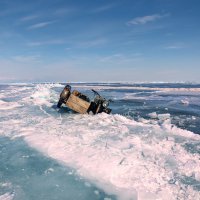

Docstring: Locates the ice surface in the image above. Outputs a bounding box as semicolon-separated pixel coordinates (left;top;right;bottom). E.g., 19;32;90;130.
181;99;189;105
148;112;158;119
0;136;116;200
1;83;200;200
9;113;200;199
0;193;14;200
0;100;22;110
29;84;58;106
72;84;200;92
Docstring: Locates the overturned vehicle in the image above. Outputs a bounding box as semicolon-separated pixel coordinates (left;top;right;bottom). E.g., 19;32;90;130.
57;85;112;114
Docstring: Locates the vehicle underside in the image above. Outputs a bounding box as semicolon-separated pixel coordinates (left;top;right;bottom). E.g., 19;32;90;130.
57;85;112;114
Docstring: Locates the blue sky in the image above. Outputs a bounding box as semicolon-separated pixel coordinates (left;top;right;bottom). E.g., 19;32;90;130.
0;0;200;82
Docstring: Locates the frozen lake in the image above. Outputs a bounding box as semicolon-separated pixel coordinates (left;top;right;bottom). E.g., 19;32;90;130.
0;82;200;200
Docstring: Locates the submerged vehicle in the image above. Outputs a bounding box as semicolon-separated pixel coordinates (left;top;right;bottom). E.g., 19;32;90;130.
57;85;112;114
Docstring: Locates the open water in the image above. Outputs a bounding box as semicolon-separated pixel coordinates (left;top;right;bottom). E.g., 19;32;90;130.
0;82;200;200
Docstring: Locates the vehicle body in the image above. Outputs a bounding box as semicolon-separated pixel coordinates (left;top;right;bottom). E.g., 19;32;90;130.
57;85;112;114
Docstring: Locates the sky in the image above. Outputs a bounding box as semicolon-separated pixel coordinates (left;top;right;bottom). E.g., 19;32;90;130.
0;0;200;83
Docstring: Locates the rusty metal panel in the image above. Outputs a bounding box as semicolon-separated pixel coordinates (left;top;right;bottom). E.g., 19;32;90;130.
66;94;90;114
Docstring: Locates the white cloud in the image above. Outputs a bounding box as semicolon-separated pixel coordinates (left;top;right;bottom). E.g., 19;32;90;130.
127;14;169;25
28;21;55;29
54;8;76;16
164;45;183;49
27;42;43;46
0;31;16;39
99;53;142;63
91;4;116;13
100;54;123;62
12;55;40;62
77;38;107;48
20;15;39;22
27;39;66;46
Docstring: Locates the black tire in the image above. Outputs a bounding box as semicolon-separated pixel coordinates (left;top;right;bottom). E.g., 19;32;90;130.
57;100;63;108
60;89;70;100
